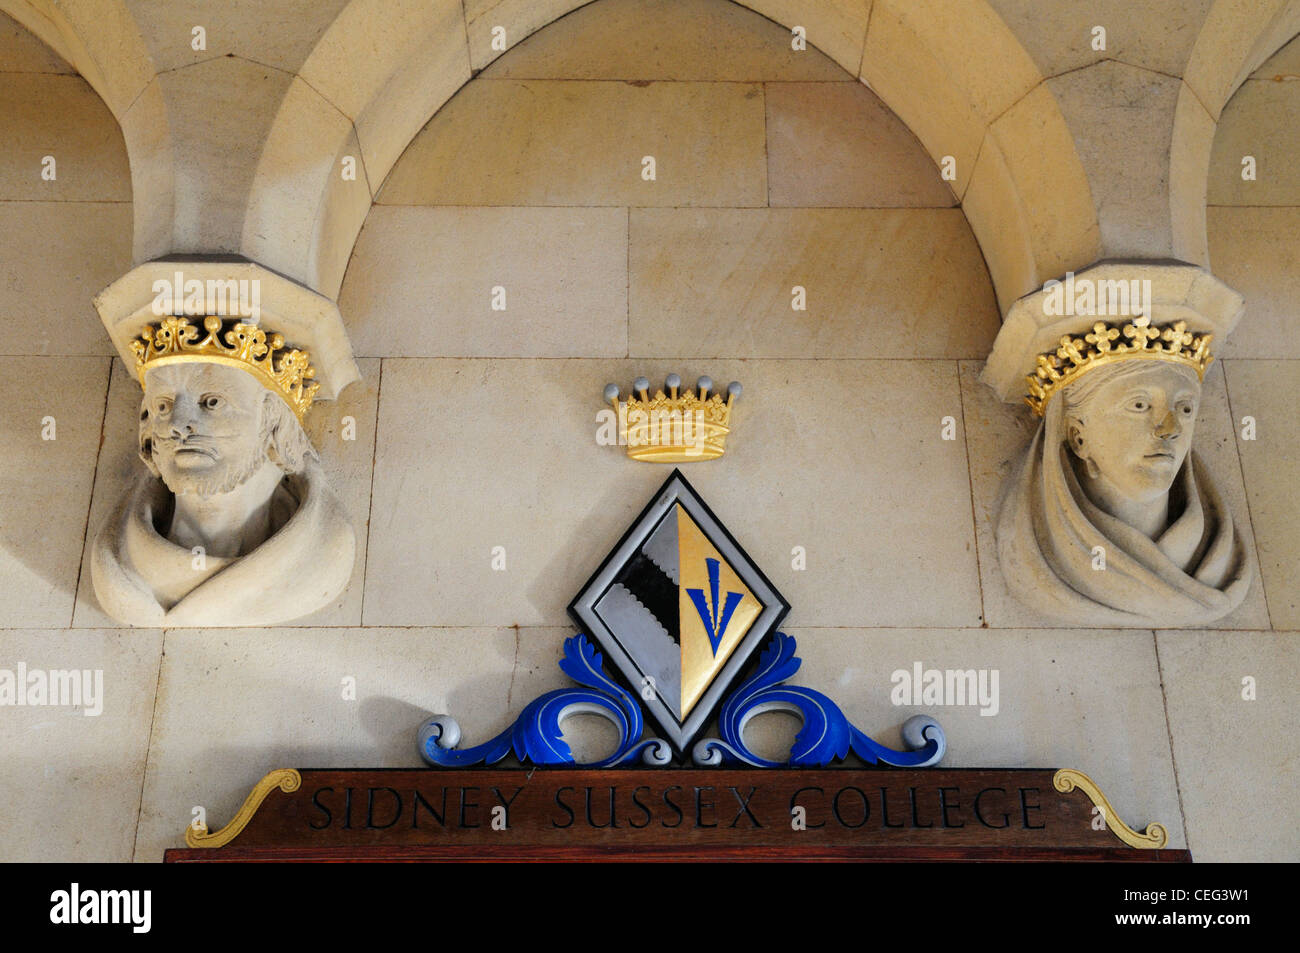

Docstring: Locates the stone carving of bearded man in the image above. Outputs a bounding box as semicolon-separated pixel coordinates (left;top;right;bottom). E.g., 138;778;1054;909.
91;323;355;626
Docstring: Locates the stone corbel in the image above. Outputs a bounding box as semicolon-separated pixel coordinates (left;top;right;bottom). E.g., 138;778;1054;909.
980;260;1254;627
88;258;361;628
94;257;361;400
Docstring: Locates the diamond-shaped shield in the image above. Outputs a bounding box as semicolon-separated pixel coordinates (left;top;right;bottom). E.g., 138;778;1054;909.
569;469;789;755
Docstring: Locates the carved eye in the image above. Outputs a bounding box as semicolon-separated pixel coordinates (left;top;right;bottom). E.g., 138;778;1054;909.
201;394;224;411
154;398;173;416
1127;397;1150;413
1179;401;1195;416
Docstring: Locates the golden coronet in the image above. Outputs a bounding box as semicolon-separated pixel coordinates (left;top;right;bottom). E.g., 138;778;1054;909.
184;768;301;849
607;375;739;463
130;316;319;420
1053;768;1169;849
1025;315;1212;417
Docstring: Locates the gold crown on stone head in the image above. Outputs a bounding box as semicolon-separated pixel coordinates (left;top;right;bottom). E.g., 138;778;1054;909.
1025;315;1213;417
605;374;740;462
129;316;319;420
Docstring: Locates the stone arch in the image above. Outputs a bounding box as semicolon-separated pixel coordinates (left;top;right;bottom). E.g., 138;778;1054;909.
0;0;171;262
245;0;1098;314
0;3;137;352
1170;0;1300;265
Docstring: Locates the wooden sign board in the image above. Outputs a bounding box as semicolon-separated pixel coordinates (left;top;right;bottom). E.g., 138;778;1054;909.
165;767;1189;862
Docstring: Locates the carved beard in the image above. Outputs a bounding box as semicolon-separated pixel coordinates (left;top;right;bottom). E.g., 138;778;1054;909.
151;409;279;497
153;437;274;496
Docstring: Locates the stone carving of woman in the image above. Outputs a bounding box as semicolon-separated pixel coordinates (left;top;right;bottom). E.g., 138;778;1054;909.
983;263;1254;627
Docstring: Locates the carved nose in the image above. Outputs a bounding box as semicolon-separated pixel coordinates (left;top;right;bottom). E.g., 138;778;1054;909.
169;404;198;437
1154;410;1179;439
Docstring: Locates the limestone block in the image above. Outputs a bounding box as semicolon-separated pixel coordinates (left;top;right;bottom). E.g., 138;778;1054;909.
960;360;1270;629
127;0;351;75
1224;359;1300;628
739;0;872;76
988;0;1215;79
241;78;366;296
765;82;956;208
480;0;849;81
297;0;470;194
363;358;982;629
19;0;155;116
860;6;985;199
1208;75;1300;206
1169;85;1216;267
69;362;141;629
119;78;174;265
376;79;767;207
339;206;628;357
298;0;447;113
350;21;470;204
0;9;73;72
783;626;1185;849
1157;629;1299;860
1183;0;1300;121
1208;207;1300;358
0;629;162;861
0;73;130;201
285;357;377;626
132;625;548;860
0;202;130;354
960;133;1039;314
628;208;996;358
465;0;587;71
72;361;158;629
311;127;377;301
1250;30;1300;77
0;357;109;627
862;0;1043;207
870;0;1041;122
985;83;1102;286
1046;63;1181;258
157;57;294;255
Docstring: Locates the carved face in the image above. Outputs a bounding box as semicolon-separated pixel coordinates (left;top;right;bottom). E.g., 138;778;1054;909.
141;363;273;496
1063;362;1201;504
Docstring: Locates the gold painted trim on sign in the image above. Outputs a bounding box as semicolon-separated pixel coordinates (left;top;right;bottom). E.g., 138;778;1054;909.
184;768;301;848
1053;768;1168;849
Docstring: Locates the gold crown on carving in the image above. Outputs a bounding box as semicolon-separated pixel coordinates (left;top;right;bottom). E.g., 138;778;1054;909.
1025;315;1213;417
129;316;319;420
605;375;740;462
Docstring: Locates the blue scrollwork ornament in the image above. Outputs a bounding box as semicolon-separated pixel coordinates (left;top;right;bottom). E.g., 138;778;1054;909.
691;632;946;768
418;634;672;768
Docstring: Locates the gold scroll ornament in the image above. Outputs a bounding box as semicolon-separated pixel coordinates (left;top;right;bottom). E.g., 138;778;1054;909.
1053;768;1168;849
185;768;302;848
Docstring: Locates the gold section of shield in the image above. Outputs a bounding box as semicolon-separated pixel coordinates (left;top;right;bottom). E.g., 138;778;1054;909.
677;506;761;718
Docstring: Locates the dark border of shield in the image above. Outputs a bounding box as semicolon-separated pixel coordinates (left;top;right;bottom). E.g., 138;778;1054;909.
568;468;791;758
